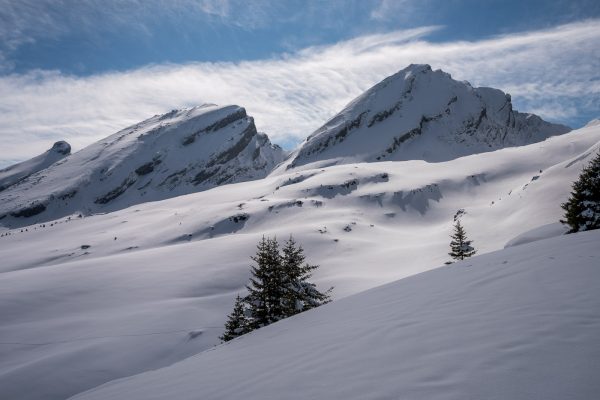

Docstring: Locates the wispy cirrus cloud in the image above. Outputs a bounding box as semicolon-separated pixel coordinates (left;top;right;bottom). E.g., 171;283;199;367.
0;0;244;71
0;0;399;72
0;20;599;166
370;0;427;23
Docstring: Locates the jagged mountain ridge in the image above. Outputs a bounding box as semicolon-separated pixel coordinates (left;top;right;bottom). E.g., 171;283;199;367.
0;105;283;227
0;65;573;227
284;64;570;169
0;141;71;192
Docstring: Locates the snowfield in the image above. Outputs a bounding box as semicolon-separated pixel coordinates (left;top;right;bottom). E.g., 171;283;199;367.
72;229;600;400
0;123;598;400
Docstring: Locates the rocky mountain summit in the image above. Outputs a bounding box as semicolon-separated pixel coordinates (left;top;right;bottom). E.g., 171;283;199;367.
0;105;283;227
284;64;570;169
0;141;71;192
0;65;574;227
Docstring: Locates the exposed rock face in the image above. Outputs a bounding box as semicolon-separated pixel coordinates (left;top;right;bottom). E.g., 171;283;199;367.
0;105;284;227
51;141;72;155
0;140;71;192
285;64;570;169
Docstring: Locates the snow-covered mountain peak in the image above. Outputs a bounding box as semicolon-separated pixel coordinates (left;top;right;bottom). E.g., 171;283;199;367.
0;105;284;227
284;64;570;170
0;140;71;192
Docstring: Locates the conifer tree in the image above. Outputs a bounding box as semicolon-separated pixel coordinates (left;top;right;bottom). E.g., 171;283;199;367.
245;236;286;328
561;151;600;233
219;294;249;342
449;220;476;261
281;236;332;316
221;235;334;341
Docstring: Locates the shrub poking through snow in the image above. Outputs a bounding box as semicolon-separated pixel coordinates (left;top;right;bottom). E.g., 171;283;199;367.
449;220;476;261
561;151;600;233
221;235;332;342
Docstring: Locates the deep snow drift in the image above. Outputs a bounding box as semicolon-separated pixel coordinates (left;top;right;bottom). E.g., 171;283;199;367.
285;64;570;169
0;141;70;192
0;105;283;228
0;124;598;400
72;229;600;400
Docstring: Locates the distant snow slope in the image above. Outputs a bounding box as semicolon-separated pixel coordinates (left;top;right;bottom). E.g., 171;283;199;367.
284;64;570;170
0;141;70;191
585;118;600;128
504;222;568;248
0;124;598;400
73;229;600;400
0;105;283;228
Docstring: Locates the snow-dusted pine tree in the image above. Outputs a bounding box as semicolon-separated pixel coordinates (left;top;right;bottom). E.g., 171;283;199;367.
281;236;332;316
561;151;600;233
245;236;286;329
219;294;249;342
449;220;476;261
221;235;333;340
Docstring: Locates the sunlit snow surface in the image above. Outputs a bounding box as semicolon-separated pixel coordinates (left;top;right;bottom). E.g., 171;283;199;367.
0;124;599;400
73;229;600;400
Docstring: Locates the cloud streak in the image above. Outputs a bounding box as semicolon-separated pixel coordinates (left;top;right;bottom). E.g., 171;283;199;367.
0;20;599;166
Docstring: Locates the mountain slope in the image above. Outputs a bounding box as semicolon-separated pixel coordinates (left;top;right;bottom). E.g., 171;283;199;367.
0;124;598;400
0;141;70;192
72;229;600;400
0;105;284;228
284;64;570;169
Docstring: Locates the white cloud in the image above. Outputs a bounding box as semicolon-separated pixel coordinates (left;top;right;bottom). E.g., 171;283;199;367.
370;0;423;22
0;20;599;166
196;0;231;18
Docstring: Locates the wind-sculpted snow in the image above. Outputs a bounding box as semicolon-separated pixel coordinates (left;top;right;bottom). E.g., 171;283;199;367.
0;105;283;228
283;64;570;169
0;125;599;400
72;230;600;400
302;172;389;199
391;184;442;215
168;213;251;243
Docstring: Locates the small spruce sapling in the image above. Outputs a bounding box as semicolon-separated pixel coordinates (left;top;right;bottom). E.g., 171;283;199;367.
219;294;249;342
449;220;476;261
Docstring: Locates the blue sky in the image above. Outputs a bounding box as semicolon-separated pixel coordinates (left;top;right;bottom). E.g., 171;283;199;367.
0;0;599;165
3;0;598;75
